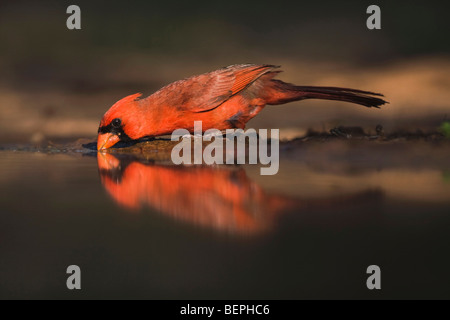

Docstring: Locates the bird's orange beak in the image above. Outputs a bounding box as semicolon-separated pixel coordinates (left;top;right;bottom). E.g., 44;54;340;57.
97;133;120;151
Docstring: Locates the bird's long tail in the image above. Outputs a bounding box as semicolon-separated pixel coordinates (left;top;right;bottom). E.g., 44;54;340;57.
265;79;387;108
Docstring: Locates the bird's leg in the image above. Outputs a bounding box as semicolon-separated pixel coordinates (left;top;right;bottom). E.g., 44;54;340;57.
204;130;228;140
182;130;228;140
183;129;262;140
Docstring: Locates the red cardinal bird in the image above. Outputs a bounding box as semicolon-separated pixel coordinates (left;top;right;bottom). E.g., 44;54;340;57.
97;64;387;150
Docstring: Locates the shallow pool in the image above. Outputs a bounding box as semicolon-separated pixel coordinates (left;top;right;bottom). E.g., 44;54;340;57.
1;140;450;299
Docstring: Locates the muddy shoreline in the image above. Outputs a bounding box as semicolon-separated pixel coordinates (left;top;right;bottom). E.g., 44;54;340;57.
2;127;449;169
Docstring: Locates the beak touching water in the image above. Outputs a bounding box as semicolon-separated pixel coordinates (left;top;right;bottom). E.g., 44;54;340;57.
97;133;120;151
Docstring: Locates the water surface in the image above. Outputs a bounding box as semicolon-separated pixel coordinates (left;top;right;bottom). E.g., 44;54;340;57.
1;142;450;299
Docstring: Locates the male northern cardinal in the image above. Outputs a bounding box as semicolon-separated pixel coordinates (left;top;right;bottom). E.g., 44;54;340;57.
97;64;387;150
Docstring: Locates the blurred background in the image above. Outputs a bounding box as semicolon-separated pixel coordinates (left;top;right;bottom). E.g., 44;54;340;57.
0;0;449;143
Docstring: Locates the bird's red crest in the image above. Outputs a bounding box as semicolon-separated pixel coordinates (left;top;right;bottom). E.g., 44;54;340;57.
117;92;143;104
100;93;143;127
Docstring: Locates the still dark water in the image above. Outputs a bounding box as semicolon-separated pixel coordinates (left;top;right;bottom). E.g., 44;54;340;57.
1;145;450;299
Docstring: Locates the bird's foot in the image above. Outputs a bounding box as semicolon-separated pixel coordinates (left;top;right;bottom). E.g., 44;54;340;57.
181;131;228;140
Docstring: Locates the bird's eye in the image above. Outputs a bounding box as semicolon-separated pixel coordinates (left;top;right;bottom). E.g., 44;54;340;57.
111;118;121;128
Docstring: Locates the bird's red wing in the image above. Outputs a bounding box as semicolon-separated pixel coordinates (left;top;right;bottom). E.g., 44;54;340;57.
186;64;280;113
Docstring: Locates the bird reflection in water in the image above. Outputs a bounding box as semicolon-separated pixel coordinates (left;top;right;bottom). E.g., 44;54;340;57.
97;153;382;234
97;153;295;234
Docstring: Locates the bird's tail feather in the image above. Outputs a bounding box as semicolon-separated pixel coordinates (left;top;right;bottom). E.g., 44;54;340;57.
266;79;387;108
